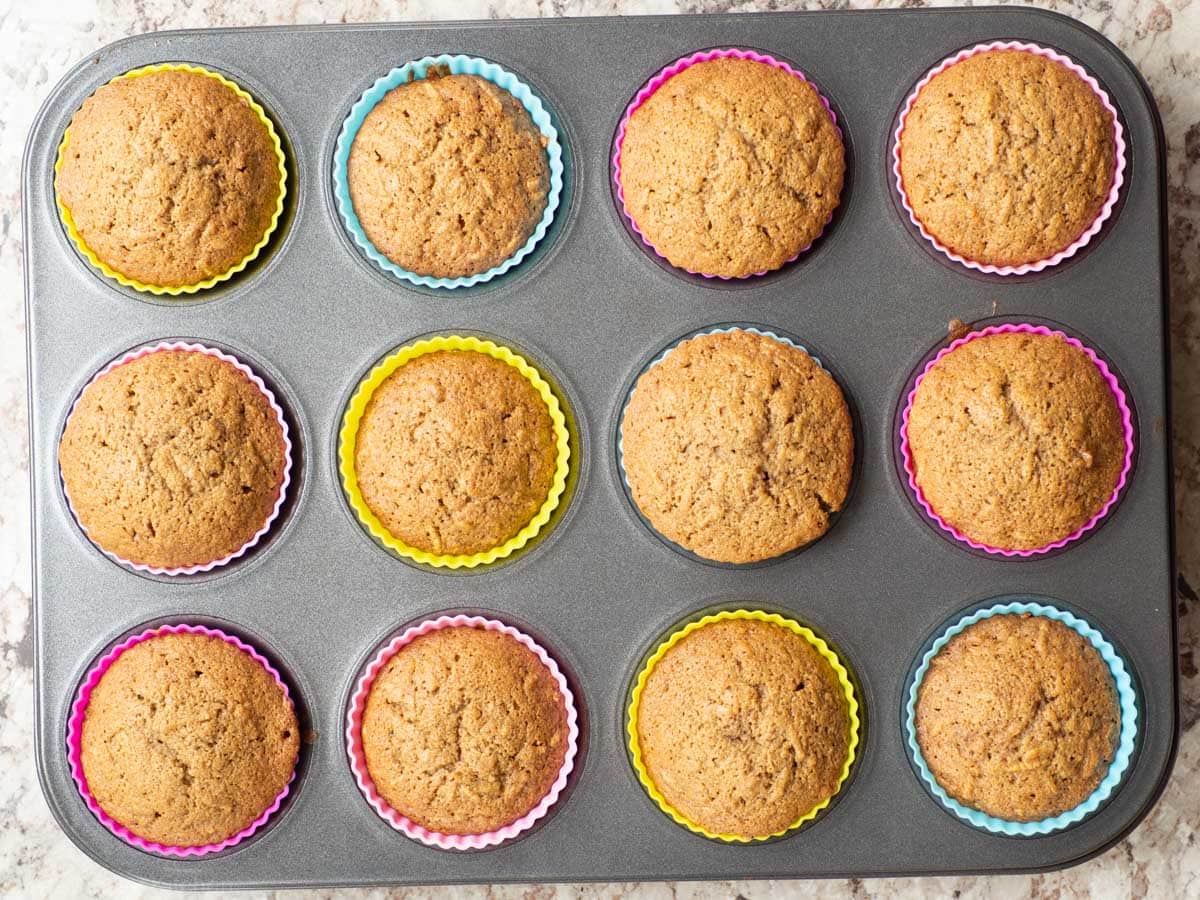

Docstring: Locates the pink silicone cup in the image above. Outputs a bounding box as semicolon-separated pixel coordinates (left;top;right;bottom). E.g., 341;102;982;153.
60;341;293;576
346;614;580;850
66;623;298;857
899;323;1135;557
612;48;842;280
892;41;1126;276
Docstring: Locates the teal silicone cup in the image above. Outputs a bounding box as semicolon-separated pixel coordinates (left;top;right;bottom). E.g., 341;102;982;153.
904;599;1138;836
333;55;564;289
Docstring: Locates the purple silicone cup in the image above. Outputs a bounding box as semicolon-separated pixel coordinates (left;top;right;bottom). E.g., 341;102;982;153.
612;47;842;280
60;341;293;576
66;623;298;857
892;41;1126;275
899;323;1135;557
346;614;580;850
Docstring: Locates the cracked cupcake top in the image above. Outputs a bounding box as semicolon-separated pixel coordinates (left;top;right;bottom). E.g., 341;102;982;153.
353;350;558;558
347;71;550;279
56;69;282;288
58;349;287;570
915;613;1120;822
905;331;1124;551
620;330;853;564
360;625;568;835
636;617;852;839
898;49;1115;267
618;57;844;278
79;632;298;848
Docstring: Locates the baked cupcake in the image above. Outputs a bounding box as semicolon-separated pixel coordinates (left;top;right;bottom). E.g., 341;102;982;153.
348;344;565;563
914;613;1120;822
346;69;550;280
358;623;572;838
59;345;290;573
616;52;844;278
620;329;853;564
56;67;285;290
903;327;1128;553
73;628;298;850
896;46;1117;269
631;613;857;840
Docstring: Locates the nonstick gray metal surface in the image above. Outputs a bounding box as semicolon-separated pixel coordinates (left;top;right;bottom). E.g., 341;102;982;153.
24;8;1175;889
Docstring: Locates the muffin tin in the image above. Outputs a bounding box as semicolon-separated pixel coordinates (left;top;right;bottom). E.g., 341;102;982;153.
24;8;1175;889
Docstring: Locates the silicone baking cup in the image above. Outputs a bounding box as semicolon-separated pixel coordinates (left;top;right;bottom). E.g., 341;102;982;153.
66;622;298;857
892;41;1126;275
904;600;1138;836
338;335;570;569
54;63;288;295
627;609;860;842
898;323;1134;557
345;614;580;850
60;341;293;576
612;48;842;279
618;325;842;563
333;55;564;289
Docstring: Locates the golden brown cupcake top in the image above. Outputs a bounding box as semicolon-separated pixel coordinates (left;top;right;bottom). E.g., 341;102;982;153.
353;350;558;557
916;614;1119;822
905;331;1124;551
360;626;568;835
56;69;282;288
618;57;844;278
347;72;550;279
636;617;852;839
621;330;853;564
898;49;1115;267
80;632;299;847
59;349;287;570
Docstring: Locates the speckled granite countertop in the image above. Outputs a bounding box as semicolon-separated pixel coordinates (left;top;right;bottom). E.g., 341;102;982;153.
2;1;1197;897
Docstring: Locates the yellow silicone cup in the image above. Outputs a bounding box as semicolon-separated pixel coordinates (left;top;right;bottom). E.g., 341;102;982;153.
338;335;572;569
53;63;288;296
627;609;861;843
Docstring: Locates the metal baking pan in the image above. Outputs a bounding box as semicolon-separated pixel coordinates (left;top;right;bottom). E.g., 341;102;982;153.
24;8;1175;889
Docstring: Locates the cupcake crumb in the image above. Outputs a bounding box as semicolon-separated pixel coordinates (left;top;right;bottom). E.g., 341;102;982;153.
906;330;1124;551
636;617;852;839
916;613;1119;822
899;49;1115;267
79;632;298;848
56;69;282;287
347;73;549;279
360;626;568;835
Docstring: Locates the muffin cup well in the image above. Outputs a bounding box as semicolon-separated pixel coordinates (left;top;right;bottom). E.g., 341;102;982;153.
892;41;1126;276
332;55;564;290
338;334;571;569
898;322;1134;557
617;325;851;566
54;63;288;296
345;614;580;850
904;599;1138;836
612;48;842;280
60;341;293;576
66;622;298;857
627;609;860;843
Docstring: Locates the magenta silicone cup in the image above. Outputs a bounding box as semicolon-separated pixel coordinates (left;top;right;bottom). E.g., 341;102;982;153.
60;341;293;576
612;48;842;280
346;614;580;850
899;323;1135;557
66;622;298;857
892;41;1126;275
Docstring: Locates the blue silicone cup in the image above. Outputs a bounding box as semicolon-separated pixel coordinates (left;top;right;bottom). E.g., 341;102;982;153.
333;55;564;290
905;600;1139;836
